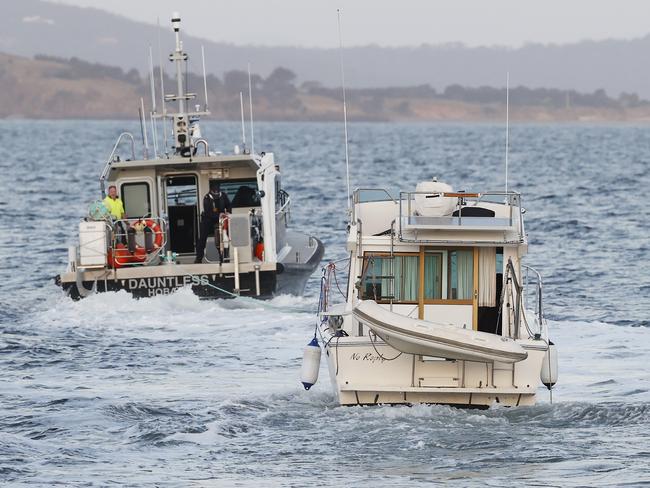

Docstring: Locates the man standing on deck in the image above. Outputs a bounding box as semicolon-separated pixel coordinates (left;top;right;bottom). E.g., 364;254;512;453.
103;185;127;244
103;185;125;220
195;181;232;264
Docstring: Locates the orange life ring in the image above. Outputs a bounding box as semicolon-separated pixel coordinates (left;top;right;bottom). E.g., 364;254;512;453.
134;219;164;250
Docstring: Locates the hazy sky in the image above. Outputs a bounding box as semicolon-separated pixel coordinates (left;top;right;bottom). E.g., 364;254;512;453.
50;0;650;48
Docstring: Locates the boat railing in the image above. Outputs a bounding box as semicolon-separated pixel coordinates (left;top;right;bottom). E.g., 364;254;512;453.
523;264;546;337
194;138;209;156
276;189;291;225
99;132;136;197
110;217;168;267
351;188;397;222
398;190;524;243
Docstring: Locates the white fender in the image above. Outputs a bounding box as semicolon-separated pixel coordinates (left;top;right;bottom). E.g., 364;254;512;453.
300;337;321;390
541;341;558;389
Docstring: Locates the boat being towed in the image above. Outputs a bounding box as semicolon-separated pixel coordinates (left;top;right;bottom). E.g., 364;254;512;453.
305;179;558;408
55;14;323;300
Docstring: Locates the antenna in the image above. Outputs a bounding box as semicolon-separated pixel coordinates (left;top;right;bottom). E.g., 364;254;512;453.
337;8;352;215
201;45;209;111
150;112;158;159
247;62;255;154
505;71;510;196
148;46;159;157
139;97;149;159
240;91;247;151
157;17;168;155
171;12;185;114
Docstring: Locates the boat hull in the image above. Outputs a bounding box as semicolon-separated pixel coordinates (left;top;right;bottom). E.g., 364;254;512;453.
324;336;548;408
56;236;324;300
56;268;277;300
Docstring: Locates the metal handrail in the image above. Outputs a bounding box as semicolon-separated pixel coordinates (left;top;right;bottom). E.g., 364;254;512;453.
276;190;291;225
194;138;209;155
353;188;397;204
352;188;398;224
505;258;523;339
99;132;136;197
398;190;524;243
110;217;168;267
523;264;544;333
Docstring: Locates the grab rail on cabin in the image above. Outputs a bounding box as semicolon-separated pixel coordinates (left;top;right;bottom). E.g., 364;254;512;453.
110;217;168;267
505;259;545;340
523;264;545;337
99;132;136;198
194;138;209;156
505;258;523;339
398;190;525;243
276;189;291;225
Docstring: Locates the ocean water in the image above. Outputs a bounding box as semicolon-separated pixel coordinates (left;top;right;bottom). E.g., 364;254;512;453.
0;120;649;486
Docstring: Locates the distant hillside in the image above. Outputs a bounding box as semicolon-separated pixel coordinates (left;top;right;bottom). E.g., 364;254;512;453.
3;53;650;122
7;0;650;98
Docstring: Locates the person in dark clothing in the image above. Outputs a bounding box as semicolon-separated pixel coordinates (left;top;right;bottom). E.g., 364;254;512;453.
195;181;232;264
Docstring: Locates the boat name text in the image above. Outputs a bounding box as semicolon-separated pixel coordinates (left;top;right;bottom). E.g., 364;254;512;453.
127;275;210;296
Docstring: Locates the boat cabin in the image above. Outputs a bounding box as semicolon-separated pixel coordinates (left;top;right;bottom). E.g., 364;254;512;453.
346;181;540;340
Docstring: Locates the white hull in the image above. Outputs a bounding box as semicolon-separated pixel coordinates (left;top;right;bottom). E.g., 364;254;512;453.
354;300;528;364
324;336;547;407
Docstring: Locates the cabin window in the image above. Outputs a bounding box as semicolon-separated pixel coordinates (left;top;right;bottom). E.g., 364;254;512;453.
213;178;261;208
424;252;444;299
449;250;474;300
121;182;151;218
362;254;419;303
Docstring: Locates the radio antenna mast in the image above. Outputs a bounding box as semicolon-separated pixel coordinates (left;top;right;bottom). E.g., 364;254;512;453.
139;97;149;159
247;62;255;154
201;45;209;111
337;8;352;215
505;71;510;196
148;46;159;157
240;91;247;152
157;17;168;155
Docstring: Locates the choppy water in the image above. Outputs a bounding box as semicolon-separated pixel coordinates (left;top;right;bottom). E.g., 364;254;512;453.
1;120;649;486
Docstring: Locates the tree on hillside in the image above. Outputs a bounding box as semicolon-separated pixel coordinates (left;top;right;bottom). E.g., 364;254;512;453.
223;70;262;96
262;67;298;103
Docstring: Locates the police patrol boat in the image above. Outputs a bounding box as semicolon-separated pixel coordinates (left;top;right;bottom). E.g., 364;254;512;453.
55;13;324;300
302;180;558;408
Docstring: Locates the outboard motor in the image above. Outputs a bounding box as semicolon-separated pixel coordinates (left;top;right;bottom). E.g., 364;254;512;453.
300;336;321;390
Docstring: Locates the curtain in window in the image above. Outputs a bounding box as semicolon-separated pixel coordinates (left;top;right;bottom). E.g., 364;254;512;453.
456;250;474;300
363;255;419;302
424;254;442;299
381;257;393;300
479;247;497;307
394;256;419;301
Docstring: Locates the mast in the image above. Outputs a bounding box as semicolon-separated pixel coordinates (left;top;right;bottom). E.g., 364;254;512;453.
172;13;185;115
154;12;209;157
337;9;352;219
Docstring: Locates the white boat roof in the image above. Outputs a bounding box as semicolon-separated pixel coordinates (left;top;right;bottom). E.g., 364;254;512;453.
109;154;261;171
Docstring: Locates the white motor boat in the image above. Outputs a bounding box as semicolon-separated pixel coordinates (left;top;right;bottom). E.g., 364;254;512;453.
55;14;323;300
302;179;558;408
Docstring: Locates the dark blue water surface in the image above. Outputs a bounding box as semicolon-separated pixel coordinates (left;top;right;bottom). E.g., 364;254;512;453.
1;120;649;486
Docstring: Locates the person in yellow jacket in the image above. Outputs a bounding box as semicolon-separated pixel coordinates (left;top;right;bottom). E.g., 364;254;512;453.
103;185;125;220
103;185;127;244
